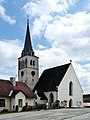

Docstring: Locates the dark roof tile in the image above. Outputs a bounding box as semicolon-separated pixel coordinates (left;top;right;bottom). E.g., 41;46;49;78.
34;63;70;92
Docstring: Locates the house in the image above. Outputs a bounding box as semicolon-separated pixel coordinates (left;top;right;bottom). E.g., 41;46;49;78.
0;78;36;111
34;63;83;108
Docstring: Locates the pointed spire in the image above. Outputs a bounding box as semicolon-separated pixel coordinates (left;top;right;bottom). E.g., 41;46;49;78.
22;15;34;56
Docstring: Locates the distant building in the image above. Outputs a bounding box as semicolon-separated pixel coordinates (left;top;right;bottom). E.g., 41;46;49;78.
83;94;90;107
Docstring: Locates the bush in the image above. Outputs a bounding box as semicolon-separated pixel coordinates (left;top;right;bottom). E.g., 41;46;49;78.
35;104;46;110
22;105;32;111
1;109;8;113
54;100;60;108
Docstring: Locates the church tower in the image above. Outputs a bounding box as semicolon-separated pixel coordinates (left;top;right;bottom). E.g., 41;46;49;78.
18;16;39;90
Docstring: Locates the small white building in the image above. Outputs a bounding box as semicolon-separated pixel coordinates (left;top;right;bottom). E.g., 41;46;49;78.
34;63;83;108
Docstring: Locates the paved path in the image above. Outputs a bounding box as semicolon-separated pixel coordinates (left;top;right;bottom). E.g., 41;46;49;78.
0;108;90;120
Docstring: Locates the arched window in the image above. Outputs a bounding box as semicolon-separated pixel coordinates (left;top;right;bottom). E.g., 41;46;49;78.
69;81;73;96
22;60;24;68
21;71;24;77
25;58;27;67
33;60;35;66
30;60;32;65
49;93;54;103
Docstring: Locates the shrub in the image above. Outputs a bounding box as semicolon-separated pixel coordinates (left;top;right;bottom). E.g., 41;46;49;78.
1;109;8;113
22;105;32;111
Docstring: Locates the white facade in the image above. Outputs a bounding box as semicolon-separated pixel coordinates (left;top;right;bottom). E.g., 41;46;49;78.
17;18;83;108
10;91;36;111
44;91;58;103
58;64;83;107
18;55;39;90
38;64;83;107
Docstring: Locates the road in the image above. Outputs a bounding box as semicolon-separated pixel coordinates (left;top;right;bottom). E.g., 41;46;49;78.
0;108;90;120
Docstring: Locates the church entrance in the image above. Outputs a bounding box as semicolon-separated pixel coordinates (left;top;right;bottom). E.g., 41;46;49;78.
69;99;72;108
49;93;54;103
49;93;54;107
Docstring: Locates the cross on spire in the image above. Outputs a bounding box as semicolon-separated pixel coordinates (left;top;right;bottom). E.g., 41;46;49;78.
27;15;29;26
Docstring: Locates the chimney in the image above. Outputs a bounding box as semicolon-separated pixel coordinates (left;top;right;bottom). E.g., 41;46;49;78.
10;77;16;86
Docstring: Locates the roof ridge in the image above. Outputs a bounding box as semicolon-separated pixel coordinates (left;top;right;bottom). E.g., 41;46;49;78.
44;63;71;71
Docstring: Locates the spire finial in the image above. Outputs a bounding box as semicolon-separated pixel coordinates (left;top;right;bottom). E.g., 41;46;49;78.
70;60;72;63
27;15;29;26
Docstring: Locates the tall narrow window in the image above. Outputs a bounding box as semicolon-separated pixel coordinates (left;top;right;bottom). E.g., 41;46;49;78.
69;81;73;96
25;58;27;67
30;60;32;65
18;99;23;107
49;93;54;103
69;99;72;108
33;60;35;66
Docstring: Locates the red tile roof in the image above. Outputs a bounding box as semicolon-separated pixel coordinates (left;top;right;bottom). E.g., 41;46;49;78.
0;79;36;98
15;81;36;98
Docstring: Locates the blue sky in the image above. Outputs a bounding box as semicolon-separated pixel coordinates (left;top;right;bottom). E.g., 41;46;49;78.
0;0;90;94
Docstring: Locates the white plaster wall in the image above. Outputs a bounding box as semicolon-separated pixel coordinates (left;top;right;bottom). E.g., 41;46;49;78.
18;56;39;69
58;64;83;107
11;98;15;111
15;91;26;111
18;55;39;90
44;91;58;103
26;98;35;106
35;94;46;105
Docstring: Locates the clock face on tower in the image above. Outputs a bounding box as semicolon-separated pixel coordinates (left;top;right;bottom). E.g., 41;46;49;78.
31;71;35;76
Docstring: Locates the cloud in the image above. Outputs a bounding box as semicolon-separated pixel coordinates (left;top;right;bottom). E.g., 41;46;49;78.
23;0;76;36
22;0;90;93
35;47;70;76
44;11;90;93
36;47;90;94
0;1;16;24
23;0;75;16
32;15;53;36
0;39;22;79
37;44;47;49
45;11;90;58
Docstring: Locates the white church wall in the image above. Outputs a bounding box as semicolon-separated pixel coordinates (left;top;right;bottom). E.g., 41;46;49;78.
34;94;46;105
18;55;39;90
15;91;26;111
44;91;58;103
11;98;15;111
58;64;83;107
26;98;36;106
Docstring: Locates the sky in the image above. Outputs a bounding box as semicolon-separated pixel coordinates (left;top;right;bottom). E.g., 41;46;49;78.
0;0;90;94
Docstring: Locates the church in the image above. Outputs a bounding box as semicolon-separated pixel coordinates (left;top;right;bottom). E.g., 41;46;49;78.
0;17;83;111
